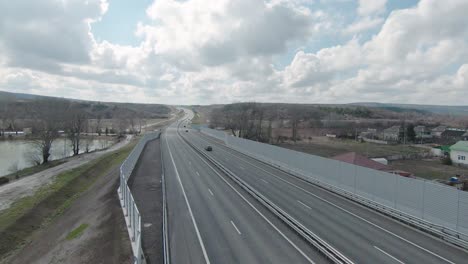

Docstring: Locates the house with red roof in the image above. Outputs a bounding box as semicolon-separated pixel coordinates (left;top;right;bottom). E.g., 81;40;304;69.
332;152;412;177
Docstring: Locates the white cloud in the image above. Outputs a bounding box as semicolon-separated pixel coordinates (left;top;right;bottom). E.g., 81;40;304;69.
1;0;468;105
0;0;108;71
344;16;383;34
357;0;387;16
140;0;315;69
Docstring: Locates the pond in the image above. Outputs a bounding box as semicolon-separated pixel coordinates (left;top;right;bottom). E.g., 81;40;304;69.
0;137;115;177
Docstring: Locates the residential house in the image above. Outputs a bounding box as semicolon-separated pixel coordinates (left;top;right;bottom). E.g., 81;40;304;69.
450;141;468;166
360;128;378;139
414;125;432;143
414;125;432;138
332;152;412;177
440;129;466;142
383;126;403;142
462;131;468;141
431;125;447;138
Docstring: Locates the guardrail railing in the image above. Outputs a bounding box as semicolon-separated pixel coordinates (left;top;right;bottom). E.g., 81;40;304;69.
117;132;163;264
180;129;353;263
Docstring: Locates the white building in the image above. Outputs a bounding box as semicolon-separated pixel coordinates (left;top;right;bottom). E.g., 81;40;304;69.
450;141;468;166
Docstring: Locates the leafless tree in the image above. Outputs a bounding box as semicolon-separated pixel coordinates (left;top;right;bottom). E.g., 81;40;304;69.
66;107;87;156
138;118;147;134
1;103;18;136
30;100;67;164
289;105;305;142
96;114;102;136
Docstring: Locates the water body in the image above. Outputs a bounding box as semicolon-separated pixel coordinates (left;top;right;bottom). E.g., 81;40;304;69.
0;138;115;177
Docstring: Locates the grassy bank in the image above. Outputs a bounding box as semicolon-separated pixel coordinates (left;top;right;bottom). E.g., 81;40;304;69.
3;160;66;182
390;159;468;180
191;112;202;124
0;141;136;259
278;137;427;158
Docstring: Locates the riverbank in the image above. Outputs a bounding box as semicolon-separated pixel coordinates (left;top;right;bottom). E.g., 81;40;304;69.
0;135;133;213
0;141;136;263
0;136;116;177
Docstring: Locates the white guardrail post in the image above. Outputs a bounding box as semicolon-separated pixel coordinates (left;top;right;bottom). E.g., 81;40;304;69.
117;132;168;264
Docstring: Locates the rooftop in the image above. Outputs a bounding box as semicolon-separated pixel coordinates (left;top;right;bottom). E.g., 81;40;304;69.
332;152;391;171
451;141;468;152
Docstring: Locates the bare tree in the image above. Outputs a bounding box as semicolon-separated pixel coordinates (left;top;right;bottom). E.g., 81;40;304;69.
66;107;87;156
1;103;18;136
289;105;305;142
96;114;102;136
30;100;67;164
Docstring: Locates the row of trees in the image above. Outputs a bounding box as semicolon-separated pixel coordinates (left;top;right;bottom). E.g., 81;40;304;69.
209;103;326;143
209;103;429;144
20;100;143;164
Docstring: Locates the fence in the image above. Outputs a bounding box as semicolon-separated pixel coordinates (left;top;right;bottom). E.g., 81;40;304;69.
118;132;161;264
201;128;468;242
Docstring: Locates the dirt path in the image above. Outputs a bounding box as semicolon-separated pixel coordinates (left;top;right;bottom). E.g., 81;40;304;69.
0;135;132;212
4;160;132;263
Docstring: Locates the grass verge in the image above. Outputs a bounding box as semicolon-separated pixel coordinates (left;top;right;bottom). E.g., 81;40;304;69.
0;141;136;259
66;223;89;240
3;160;67;182
191;111;202;124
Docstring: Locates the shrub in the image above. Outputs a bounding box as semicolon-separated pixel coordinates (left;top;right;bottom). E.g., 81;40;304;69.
441;156;452;165
0;177;10;186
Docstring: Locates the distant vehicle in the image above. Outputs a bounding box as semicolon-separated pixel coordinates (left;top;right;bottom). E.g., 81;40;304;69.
205;146;213;151
184;125;186;127
186;130;189;132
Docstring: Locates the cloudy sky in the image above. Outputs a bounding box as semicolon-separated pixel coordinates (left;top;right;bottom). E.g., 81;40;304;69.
0;0;467;105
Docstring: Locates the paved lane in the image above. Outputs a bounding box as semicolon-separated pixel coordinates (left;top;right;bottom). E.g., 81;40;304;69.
185;129;468;263
163;114;328;263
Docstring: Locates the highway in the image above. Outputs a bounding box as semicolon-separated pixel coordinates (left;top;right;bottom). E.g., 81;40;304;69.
163;109;468;263
162;113;328;263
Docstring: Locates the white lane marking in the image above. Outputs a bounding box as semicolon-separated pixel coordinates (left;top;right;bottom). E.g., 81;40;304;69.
165;137;211;264
208;189;214;196
374;246;405;264
195;134;456;264
196;171;200;176
261;179;269;184
230;220;242;235
297;200;311;210
183;143;315;264
239;165;245;170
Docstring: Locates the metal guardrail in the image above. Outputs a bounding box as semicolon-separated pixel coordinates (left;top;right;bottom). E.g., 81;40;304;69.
161;137;170;264
200;129;468;250
117;132;169;264
179;130;353;264
225;145;468;250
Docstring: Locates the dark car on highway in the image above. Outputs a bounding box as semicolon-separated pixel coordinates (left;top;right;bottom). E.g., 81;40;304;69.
205;146;213;151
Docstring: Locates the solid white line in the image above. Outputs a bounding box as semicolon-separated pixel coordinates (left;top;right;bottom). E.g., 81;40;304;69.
374;246;405;264
182;141;315;264
231;220;242;235
239;166;245;170
165;137;211;264
261;179;269;184
208;189;214;196
297;200;311;210
195;134;456;264
196;171;200;176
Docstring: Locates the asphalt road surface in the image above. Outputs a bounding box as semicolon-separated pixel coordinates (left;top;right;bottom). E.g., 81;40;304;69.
161;109;468;263
162;114;329;264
